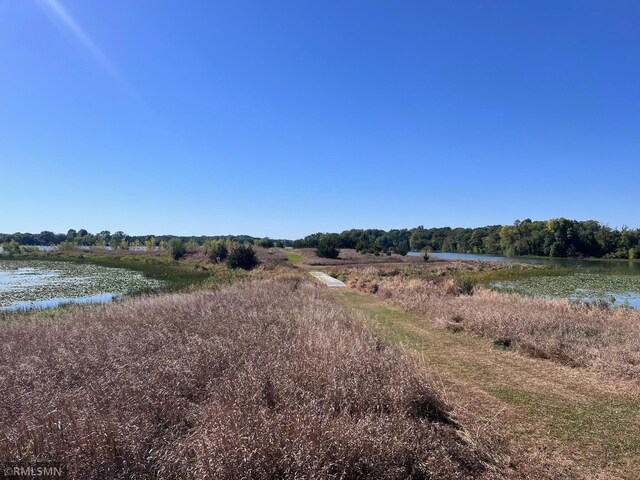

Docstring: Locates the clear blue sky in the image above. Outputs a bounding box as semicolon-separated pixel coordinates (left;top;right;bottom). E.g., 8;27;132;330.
1;0;638;238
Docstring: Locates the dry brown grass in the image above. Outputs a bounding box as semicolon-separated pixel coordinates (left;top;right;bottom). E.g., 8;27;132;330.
0;276;495;479
337;265;640;381
293;248;425;266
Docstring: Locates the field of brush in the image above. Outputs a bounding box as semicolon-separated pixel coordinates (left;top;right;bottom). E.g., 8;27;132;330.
0;275;498;479
328;262;640;380
3;248;640;478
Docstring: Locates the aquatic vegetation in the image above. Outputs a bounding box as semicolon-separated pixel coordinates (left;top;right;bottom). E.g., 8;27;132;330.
494;273;640;308
0;259;162;310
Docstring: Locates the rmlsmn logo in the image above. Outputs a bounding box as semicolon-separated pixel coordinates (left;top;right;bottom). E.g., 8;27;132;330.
1;463;66;479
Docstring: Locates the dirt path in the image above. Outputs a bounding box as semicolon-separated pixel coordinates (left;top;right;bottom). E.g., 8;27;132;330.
333;289;640;479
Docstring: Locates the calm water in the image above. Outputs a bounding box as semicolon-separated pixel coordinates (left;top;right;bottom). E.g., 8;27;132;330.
0;259;162;312
408;251;640;307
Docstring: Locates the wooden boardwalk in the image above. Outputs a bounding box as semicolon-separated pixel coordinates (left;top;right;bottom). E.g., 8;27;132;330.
309;271;346;288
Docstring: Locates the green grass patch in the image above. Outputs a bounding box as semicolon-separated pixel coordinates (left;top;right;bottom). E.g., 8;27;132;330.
487;386;545;407
557;398;640;450
335;289;640;458
286;252;303;264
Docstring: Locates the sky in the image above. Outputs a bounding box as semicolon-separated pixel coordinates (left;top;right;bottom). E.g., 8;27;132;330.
1;0;638;238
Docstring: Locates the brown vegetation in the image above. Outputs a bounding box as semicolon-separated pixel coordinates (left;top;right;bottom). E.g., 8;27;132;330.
294;248;425;266
0;277;494;479
335;265;640;380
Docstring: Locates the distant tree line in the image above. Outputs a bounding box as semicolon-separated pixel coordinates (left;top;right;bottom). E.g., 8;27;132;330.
0;229;291;250
293;219;640;259
3;219;639;260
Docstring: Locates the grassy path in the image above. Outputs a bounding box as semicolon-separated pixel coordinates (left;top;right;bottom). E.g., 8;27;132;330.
333;289;640;479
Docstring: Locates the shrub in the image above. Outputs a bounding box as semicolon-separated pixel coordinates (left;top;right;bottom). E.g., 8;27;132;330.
186;238;199;252
145;236;157;251
58;241;77;252
227;243;258;270
0;240;21;256
315;237;340;259
394;241;409;256
169;238;186;260
458;278;475;295
257;237;274;249
206;240;228;263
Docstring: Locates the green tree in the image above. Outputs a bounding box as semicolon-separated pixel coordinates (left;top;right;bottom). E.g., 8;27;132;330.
206;240;229;263
186;238;199;252
58;240;77;252
394;240;409;256
409;228;430;251
356;236;380;254
257;237;274;248
315;236;339;259
145;236;157;251
169;238;186;260
1;240;21;255
227;243;258;270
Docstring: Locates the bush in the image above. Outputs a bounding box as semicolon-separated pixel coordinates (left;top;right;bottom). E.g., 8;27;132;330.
227;243;258;270
145;237;157;251
58;241;77;252
453;276;475;295
170;238;186;260
315;237;340;259
186;238;199;252
206;240;228;263
257;237;274;249
422;250;430;262
1;240;21;256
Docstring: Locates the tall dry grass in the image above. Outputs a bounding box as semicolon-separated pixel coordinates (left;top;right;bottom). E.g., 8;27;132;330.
0;277;493;479
341;267;640;380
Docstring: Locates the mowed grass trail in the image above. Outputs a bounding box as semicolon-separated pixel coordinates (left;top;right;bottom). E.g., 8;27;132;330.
334;289;640;479
285;251;303;264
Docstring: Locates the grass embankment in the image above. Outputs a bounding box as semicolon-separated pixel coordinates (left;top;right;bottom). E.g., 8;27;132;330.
335;289;640;479
327;260;576;292
0;277;495;479
328;263;640;379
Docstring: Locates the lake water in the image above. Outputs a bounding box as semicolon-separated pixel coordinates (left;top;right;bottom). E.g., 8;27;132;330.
409;251;640;308
410;251;640;273
0;259;162;312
